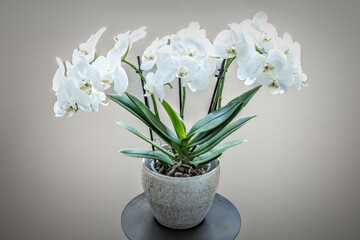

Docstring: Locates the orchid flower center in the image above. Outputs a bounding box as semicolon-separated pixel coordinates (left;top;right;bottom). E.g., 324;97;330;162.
64;100;77;113
144;50;155;61
187;47;198;57
268;79;279;89
301;79;309;87
79;43;90;55
263;63;275;73
144;54;155;61
80;78;92;92
177;66;189;78
79;49;89;55
226;44;237;56
101;79;113;89
262;33;272;43
145;84;155;95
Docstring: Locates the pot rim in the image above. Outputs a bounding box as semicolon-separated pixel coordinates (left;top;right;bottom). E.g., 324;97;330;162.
142;158;220;181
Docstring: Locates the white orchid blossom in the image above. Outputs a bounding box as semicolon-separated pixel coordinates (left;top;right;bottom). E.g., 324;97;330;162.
278;33;301;68
171;22;218;77
92;56;115;90
53;14;308;117
72;27;107;64
156;54;210;92
237;51;265;84
170;22;208;59
113;26;147;58
54;80;92;117
90;90;108;112
277;32;309;90
213;30;240;59
52;57;66;93
141;36;169;70
92;54;129;96
67;57;103;94
151;22;214;92
294;68;308;90
175;56;210;92
239;12;279;53
242;49;295;94
232;12;308;94
143;71;165;101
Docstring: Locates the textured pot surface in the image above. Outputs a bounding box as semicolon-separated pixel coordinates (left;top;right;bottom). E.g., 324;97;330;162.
141;159;220;229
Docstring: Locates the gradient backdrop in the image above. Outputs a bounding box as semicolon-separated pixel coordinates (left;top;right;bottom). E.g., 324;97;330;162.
1;0;359;239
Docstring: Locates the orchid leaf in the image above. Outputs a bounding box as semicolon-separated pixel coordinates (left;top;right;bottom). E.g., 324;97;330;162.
116;122;175;158
108;93;181;149
125;92;180;145
190;139;247;166
188;86;261;146
187;86;261;139
191;115;255;156
107;94;173;146
120;148;175;167
161;99;186;141
187;101;238;138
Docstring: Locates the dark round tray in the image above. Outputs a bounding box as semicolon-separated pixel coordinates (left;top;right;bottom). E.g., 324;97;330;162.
121;193;241;240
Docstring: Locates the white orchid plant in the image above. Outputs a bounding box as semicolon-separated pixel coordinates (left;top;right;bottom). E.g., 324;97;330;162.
52;12;307;176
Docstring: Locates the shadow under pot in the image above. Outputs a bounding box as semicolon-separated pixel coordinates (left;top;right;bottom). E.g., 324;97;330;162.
141;158;220;229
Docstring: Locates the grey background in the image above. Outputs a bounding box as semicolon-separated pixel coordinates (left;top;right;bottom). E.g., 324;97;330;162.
1;0;359;239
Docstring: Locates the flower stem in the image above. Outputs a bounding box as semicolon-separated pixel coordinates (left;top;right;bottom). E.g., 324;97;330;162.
180;86;186;120
216;57;235;109
151;94;159;117
137;56;155;150
209;60;226;113
122;43;131;60
122;59;146;83
122;59;160;119
178;78;182;115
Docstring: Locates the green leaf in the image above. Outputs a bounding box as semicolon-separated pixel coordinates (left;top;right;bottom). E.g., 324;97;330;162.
120;148;175;166
107;94;147;122
107;93;180;149
191;116;255;156
125;92;180;145
116;122;175;158
187;85;261;139
190;139;247;166
188;86;261;146
227;85;262;107
187;101;238;138
161;99;186;141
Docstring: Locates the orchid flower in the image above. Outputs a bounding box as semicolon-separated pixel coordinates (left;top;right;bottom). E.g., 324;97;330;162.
240;12;279;53
72;27;107;64
90;90;108;112
170;22;209;59
52;13;308;119
113;27;147;58
52;57;66;93
141;36;169;71
143;71;165;101
278;32;309;90
54;80;92;117
244;49;295;94
171;22;219;76
156;54;210;92
151;22;214;92
92;54;129;96
67;57;103;94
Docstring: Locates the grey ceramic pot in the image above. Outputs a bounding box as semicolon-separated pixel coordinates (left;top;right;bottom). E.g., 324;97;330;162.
141;158;220;229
